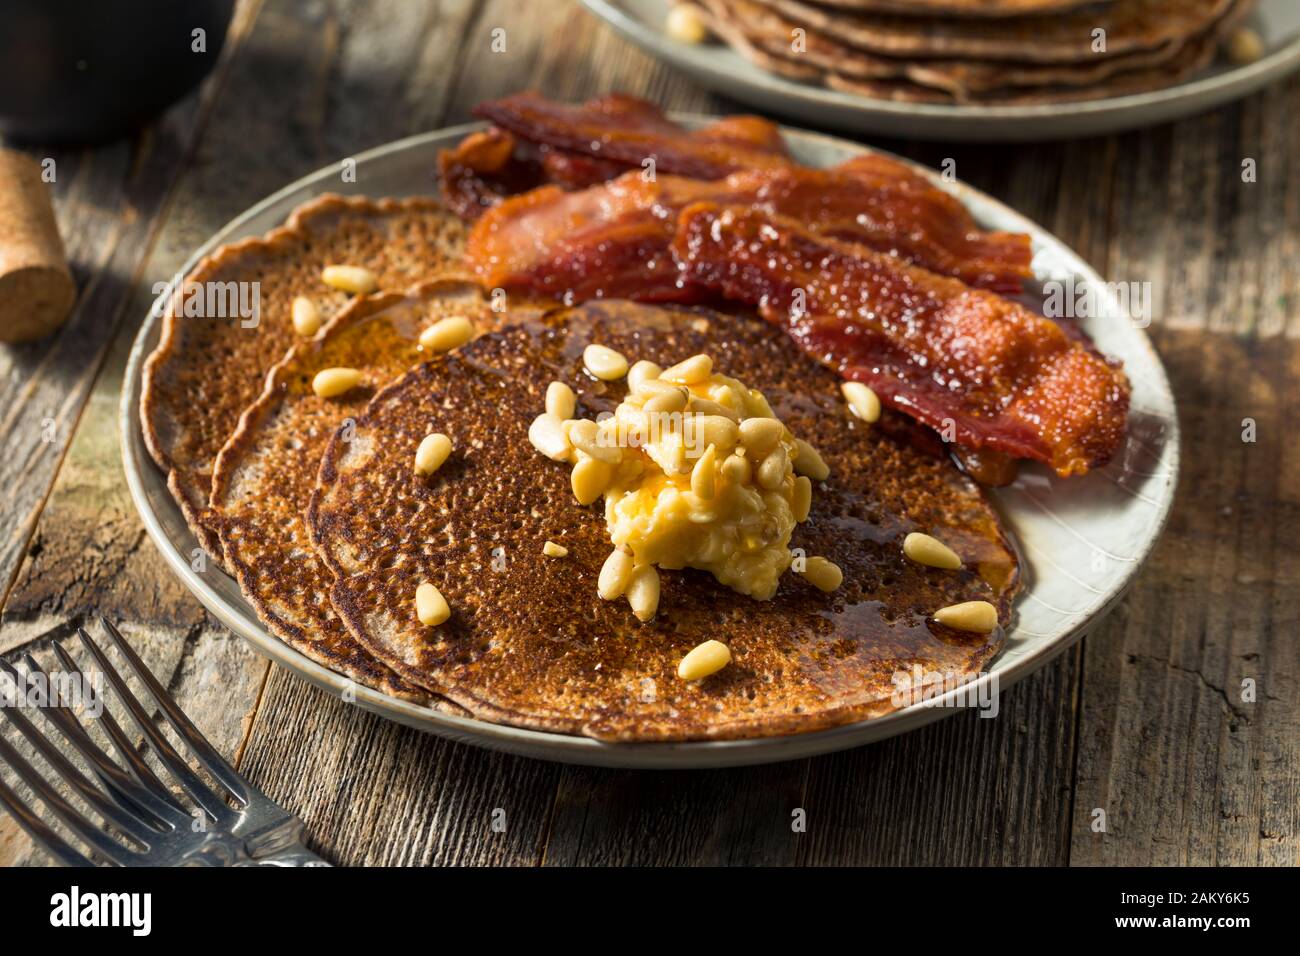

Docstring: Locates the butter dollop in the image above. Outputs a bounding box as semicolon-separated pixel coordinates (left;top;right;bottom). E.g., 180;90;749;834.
530;349;833;621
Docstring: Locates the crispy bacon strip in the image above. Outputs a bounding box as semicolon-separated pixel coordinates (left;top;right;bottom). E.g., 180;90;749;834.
672;203;1129;476
473;91;793;179
464;158;1033;297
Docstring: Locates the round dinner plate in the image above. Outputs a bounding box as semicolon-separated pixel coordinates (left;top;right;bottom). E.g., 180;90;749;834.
582;0;1300;141
120;120;1179;768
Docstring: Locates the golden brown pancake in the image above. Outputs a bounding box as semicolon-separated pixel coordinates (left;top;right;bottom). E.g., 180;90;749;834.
309;301;1020;741
140;194;468;560
703;0;1197;100
210;279;509;703
713;0;1240;104
751;0;1237;64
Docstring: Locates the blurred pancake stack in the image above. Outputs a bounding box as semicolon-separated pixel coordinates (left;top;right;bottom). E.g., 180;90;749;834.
678;0;1262;105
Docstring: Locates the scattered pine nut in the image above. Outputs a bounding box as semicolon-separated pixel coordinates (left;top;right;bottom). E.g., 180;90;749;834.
792;475;812;522
414;433;452;476
419;315;475;352
598;549;635;600
311;367;361;398
626;564;660;621
321;264;378;295
738;417;783;458
415;582;450;626
627;360;662;392
793;439;829;481
691;444;718;500
666;3;710;45
678;640;731;681
903;532;961;570
571;456;613;505
800;556;842;592
542;541;568;558
756;445;788;491
933;600;998;633
841;381;881;423
583;343;629;381
546;381;576;420
721;453;752;486
291;296;321;336
660;353;712;385
528;413;571;461
1225;27;1265;65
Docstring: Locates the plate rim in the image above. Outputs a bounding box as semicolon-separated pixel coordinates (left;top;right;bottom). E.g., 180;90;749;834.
582;0;1300;126
119;118;1180;768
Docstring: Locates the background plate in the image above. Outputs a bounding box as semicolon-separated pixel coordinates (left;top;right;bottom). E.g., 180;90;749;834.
583;0;1300;141
120;120;1178;767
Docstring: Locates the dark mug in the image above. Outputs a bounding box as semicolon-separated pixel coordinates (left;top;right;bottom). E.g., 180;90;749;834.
0;0;235;144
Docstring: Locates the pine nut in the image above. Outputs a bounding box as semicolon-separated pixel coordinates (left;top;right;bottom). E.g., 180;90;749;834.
583;343;629;381
792;475;812;522
598;548;635;600
415;582;450;626
841;381;881;423
291;296;321;336
643;387;688;414
626;564;660;621
542;541;568;558
800;556;842;592
571;456;613;505
745;388;776;418
311;367;361;398
666;3;709;45
793;438;829;481
414;433;452;476
721;453;752;486
566;418;622;464
677;640;731;681
627;359;662;392
691;444;718;500
660;353;713;384
528;413;571;461
738;417;783;457
1226;27;1265;65
419;315;475;352
903;532;961;570
933;600;997;633
321;264;378;294
757;444;788;490
690;397;739;422
691;414;738;454
546;381;576;420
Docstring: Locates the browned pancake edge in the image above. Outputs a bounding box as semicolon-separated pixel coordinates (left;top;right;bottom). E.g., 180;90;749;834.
140;193;468;563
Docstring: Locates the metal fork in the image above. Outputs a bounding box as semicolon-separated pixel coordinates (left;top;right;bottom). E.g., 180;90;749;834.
0;617;326;866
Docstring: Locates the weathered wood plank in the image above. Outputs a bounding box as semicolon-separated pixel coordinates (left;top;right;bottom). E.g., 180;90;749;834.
0;0;267;866
5;0;1296;869
1068;78;1300;865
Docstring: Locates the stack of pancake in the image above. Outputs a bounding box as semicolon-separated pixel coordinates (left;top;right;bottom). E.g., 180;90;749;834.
139;194;1019;740
688;0;1257;105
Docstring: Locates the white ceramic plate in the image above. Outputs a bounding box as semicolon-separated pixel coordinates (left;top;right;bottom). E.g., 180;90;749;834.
120;120;1178;768
583;0;1300;141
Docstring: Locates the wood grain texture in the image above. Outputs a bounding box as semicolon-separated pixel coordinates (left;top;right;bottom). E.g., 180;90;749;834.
1;0;1295;867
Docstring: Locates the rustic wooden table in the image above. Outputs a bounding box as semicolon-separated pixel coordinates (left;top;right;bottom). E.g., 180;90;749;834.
1;0;1295;867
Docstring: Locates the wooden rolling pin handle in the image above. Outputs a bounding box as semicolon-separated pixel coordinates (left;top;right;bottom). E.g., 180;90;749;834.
0;149;76;344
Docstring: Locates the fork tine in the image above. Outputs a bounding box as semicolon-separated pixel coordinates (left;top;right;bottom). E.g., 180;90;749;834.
75;628;233;822
97;617;249;804
20;651;186;829
48;643;173;798
0;776;93;867
0;693;157;836
0;733;139;865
